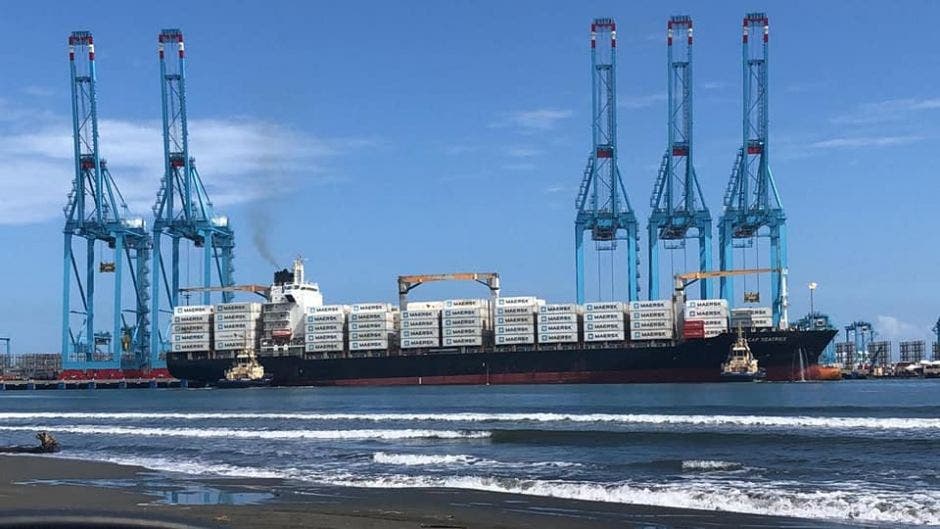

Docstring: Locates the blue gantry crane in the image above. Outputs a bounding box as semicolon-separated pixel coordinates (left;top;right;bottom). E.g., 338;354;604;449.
648;16;712;301
61;31;152;371
575;18;640;304
150;29;235;369
719;13;787;325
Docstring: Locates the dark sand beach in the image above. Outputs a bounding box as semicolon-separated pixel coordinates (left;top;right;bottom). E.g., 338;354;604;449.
0;454;883;529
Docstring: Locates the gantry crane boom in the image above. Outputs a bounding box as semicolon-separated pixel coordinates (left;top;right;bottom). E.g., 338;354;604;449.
397;273;500;309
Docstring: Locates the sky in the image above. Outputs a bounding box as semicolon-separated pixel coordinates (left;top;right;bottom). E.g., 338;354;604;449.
0;0;938;354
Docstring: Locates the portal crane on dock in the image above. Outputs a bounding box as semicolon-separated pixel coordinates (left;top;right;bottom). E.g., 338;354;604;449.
648;16;712;301
61;31;152;370
575;18;640;304
150;29;235;369
719;13;787;326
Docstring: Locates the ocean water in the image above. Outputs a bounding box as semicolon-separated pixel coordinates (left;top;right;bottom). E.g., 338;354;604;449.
1;381;938;526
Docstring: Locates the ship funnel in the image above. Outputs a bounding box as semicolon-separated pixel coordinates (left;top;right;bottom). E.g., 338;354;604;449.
293;257;305;285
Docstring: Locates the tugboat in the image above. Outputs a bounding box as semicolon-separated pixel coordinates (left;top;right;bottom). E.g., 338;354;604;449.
721;327;766;382
216;347;272;388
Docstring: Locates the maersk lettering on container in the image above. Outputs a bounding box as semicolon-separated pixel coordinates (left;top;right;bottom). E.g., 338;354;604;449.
173;313;212;324
539;303;581;314
443;307;487;318
305;341;344;352
401;310;439;320
349;321;394;331
172;323;210;334
401;328;438;338
443;326;483;337
584;311;623;322
215;302;262;313
306;332;343;342
539;323;576;333
538;313;577;324
685;308;728;319
495;305;537;316
495;296;539;307
495;325;532;335
630;319;671;330
401;318;438;329
173;304;214;316
401;337;440;349
630;329;674;340
308;313;344;324
444;299;487;309
629;300;670;311
537;332;578;343
307;304;349;315
351;303;393;313
585;302;625;312
306;322;344;333
442;316;485;326
171;332;211;342
496;315;534;325
496;334;535;345
585;330;625;342
215;321;257;331
349;330;387;341
628;309;673;320
349;340;389;351
350;312;395;323
444;336;483;347
685;299;729;309
585;321;624;332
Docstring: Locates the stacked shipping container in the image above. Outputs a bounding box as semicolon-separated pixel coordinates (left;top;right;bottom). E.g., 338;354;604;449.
730;307;773;329
628;300;674;341
349;303;398;351
537;303;581;344
494;296;541;345
584;302;627;342
214;302;262;351
442;299;489;347
684;299;729;338
401;301;442;349
170;305;214;352
304;305;348;354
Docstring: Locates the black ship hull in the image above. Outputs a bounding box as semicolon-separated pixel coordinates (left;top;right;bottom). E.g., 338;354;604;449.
167;329;837;386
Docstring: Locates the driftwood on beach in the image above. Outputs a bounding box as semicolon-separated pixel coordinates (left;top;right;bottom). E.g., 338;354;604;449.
0;431;60;454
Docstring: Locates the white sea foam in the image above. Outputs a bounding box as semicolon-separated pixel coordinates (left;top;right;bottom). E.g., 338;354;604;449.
53;452;940;525
371;451;581;469
0;425;489;440
1;412;936;430
326;474;940;526
681;460;743;471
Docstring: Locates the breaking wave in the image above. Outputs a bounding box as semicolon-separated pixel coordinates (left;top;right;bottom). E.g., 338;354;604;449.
2;412;937;430
680;460;743;471
371;451;581;468
0;424;489;440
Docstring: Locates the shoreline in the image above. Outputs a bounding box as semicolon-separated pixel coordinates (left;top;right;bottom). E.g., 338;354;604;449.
0;454;889;529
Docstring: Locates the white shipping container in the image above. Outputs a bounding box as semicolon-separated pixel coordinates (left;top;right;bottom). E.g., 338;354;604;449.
687;317;728;328
537;332;579;343
216;312;260;323
349;312;396;323
443;327;484;337
402;310;439;320
538;313;578;324
306;322;344;333
495;315;535;325
630;319;672;330
495;325;533;335
307;304;349;315
538;323;577;333
308;313;345;324
629;300;671;311
443;307;488;318
214;330;258;341
351;303;393;313
539;303;581;314
585;330;625;342
586;301;625;312
405;301;444;311
584;311;624;322
630;329;675;340
495;305;537;316
215;340;258;351
171;341;211;352
401;337;441;348
704;329;725;338
173;313;212;324
685;299;729;309
349;321;395;331
496;334;535;345
731;307;772;316
215;321;260;332
628;309;674;320
172;332;211;342
171;323;211;334
349;340;389;351
215;302;262;313
684;308;729;319
173;304;214;316
401;318;438;329
306;332;344;342
350;330;390;341
443;336;483;347
731;318;773;328
495;296;539;307
401;328;439;338
305;341;344;352
585;321;624;332
444;299;487;309
443;317;485;327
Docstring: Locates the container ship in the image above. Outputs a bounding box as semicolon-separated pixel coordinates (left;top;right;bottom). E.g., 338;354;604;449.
166;259;837;386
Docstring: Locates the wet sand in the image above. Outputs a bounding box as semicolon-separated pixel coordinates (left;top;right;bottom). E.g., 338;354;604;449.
0;454;883;528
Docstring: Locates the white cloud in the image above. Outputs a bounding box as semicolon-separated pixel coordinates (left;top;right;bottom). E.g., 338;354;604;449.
0;108;369;225
807;135;924;149
875;315;928;343
830;97;940;125
619;93;667;109
490;109;573;133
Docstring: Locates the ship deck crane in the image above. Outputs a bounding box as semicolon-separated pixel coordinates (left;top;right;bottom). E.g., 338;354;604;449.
61;31;152;371
178;284;271;300
673;268;788;329
719;13;787;327
150;29;235;369
398;273;500;309
575;18;640;304
648;15;712;301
